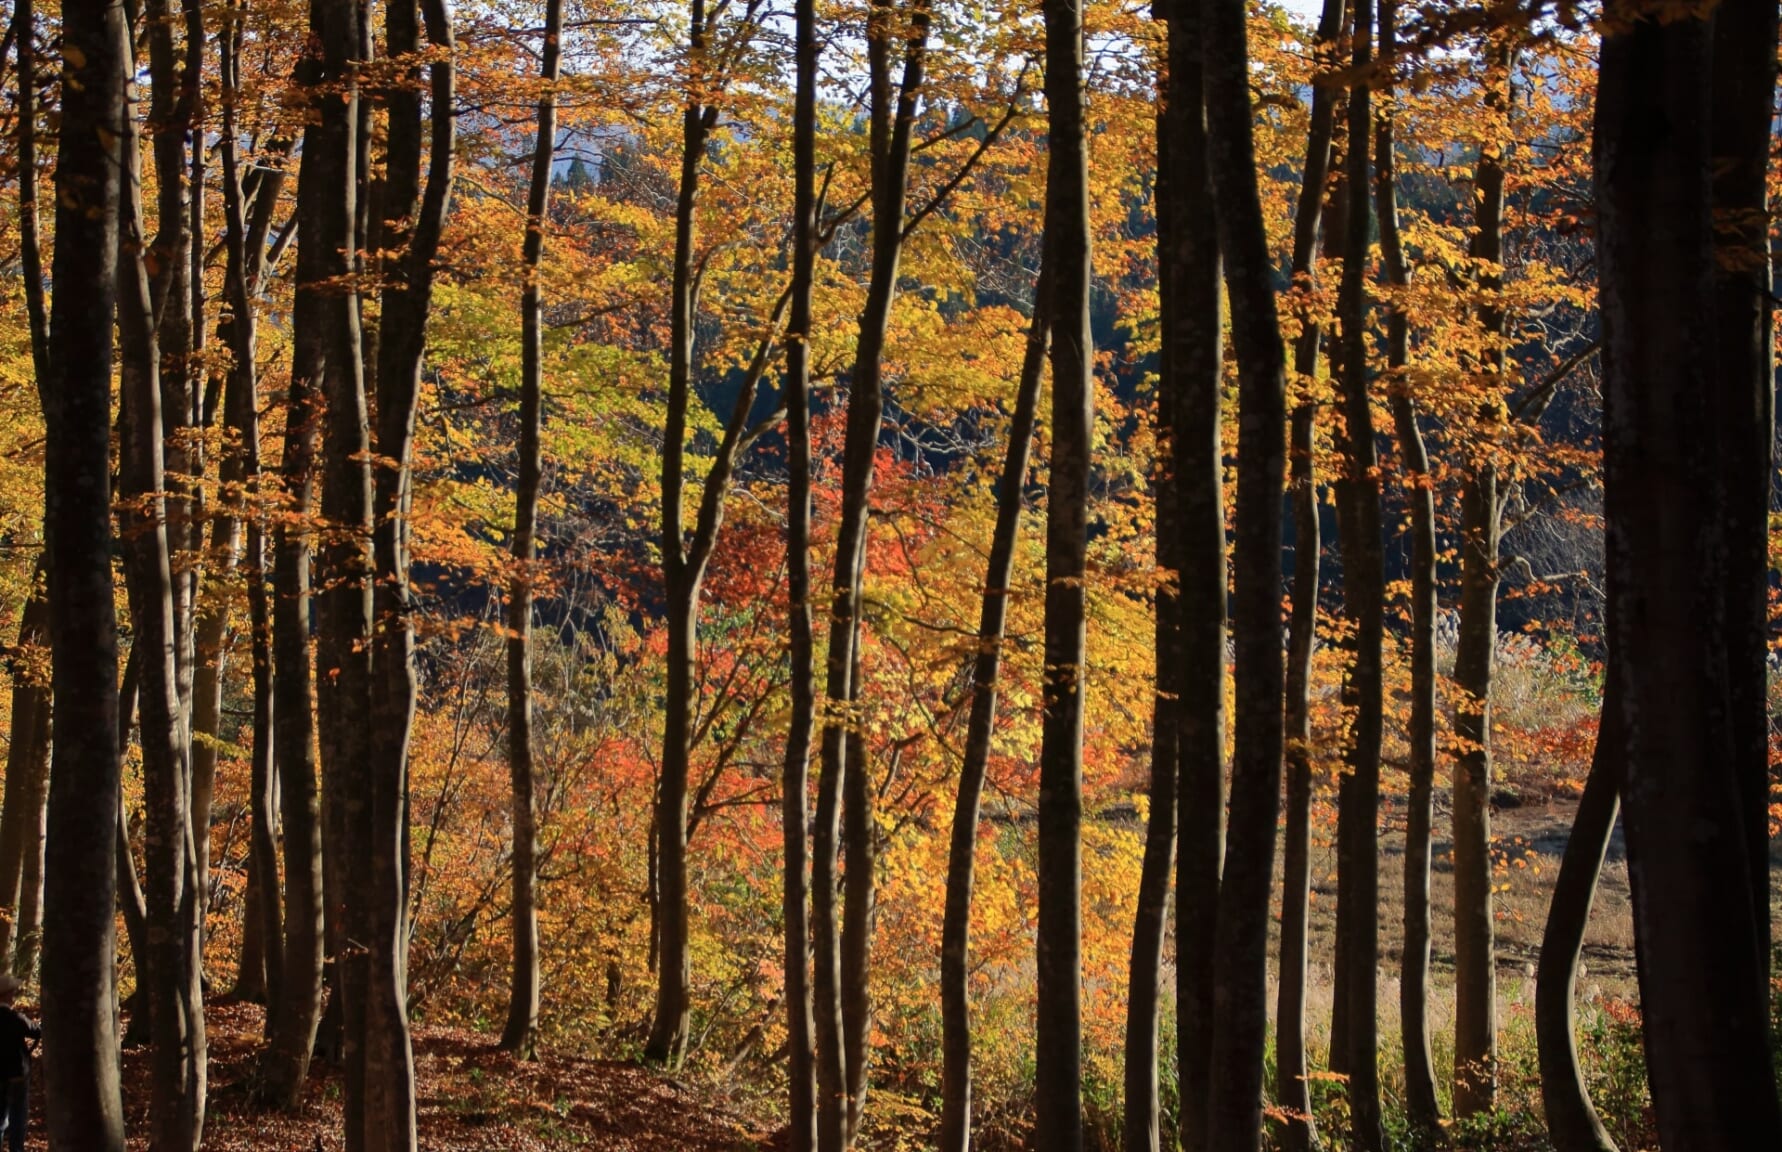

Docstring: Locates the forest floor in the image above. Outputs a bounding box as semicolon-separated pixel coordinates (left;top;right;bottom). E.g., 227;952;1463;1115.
19;1000;782;1151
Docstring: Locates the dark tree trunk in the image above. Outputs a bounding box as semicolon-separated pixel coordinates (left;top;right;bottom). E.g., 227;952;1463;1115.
260;20;325;1102
812;6;932;1145
1034;1;1093;1150
1374;2;1438;1137
1596;4;1782;1147
11;0;48;395
119;17;207;1141
1709;0;1778;989
944;254;1049;1152
500;0;562;1059
1332;6;1383;1149
1276;3;1341;1148
0;569;49;972
1535;666;1623;1152
307;0;374;1142
1198;0;1288;1147
1129;6;1224;1151
782;0;820;1141
1451;42;1511;1121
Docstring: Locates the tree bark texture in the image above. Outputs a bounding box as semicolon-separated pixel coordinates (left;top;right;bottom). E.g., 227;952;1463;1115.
1199;0;1289;1146
1596;5;1782;1147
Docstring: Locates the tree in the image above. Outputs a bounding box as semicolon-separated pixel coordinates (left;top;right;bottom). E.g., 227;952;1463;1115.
1535;666;1622;1152
1595;2;1782;1147
1373;0;1438;1137
946;249;1049;1152
500;0;565;1059
1200;0;1288;1147
118;6;207;1140
39;0;130;1146
1277;3;1342;1148
1450;35;1512;1120
0;567;49;975
781;0;821;1143
1126;4;1223;1150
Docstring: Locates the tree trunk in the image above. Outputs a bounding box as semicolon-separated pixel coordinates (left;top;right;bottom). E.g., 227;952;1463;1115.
1451;41;1512;1121
0;568;49;972
943;253;1049;1152
1128;7;1224;1151
1709;0;1778;990
1035;2;1091;1149
1535;666;1622;1152
1276;5;1341;1149
307;0;375;1142
1374;3;1438;1137
1596;5;1782;1147
259;23;325;1101
782;0;821;1141
40;3;130;1136
500;0;561;1059
116;650;153;1050
1199;0;1288;1147
119;15;207;1141
362;2;454;1144
812;6;932;1145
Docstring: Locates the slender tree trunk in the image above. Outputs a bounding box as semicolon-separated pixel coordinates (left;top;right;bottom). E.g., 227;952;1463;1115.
119;31;207;1140
1535;666;1622;1152
944;254;1049;1152
1199;0;1288;1147
1596;6;1782;1147
259;15;325;1099
1451;42;1512;1121
116;649;153;1049
307;0;375;1142
1277;7;1341;1151
10;704;49;985
1374;3;1438;1137
1709;0;1778;988
1035;2;1091;1149
12;0;47;394
782;0;821;1142
0;569;49;971
812;6;932;1144
500;0;562;1059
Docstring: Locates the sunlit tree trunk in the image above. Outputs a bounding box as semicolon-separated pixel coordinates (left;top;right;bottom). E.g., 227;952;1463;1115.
0;569;49;973
1199;0;1288;1146
1596;4;1782;1146
782;0;821;1142
500;0;562;1059
812;5;932;1145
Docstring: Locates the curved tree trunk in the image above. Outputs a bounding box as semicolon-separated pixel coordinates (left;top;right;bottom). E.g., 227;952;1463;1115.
781;0;820;1141
1200;0;1288;1145
1373;4;1439;1137
1596;5;1782;1147
116;650;153;1050
1035;2;1092;1150
1535;667;1622;1152
500;0;562;1059
1276;3;1342;1147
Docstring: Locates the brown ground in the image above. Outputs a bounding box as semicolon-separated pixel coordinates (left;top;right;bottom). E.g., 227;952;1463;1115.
18;1001;779;1151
